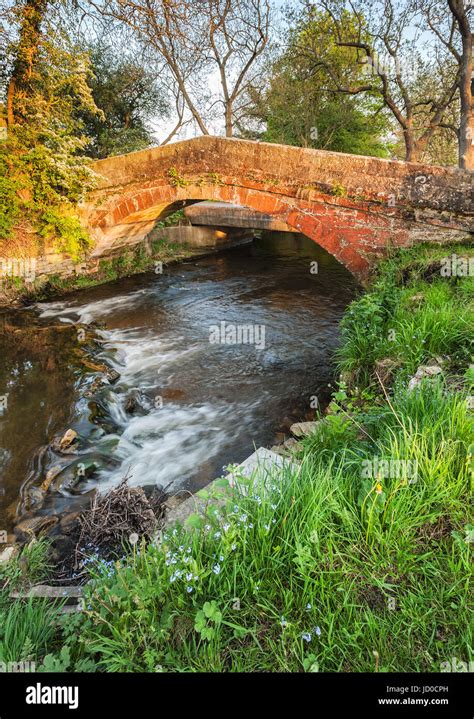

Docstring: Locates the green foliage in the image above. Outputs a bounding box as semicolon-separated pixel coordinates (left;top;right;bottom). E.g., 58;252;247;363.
0;598;63;665
240;7;392;157
2;27;99;256
0;539;51;592
337;243;474;387
39;209;92;261
331;182;347;197
168;167;188;187
0;148;22;239
81;45;169;159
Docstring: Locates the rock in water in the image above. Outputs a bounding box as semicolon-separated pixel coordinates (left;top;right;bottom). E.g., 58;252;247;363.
54;429;78;453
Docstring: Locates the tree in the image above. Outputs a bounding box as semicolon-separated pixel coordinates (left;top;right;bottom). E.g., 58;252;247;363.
310;0;460;163
1;4;101;257
89;0;271;138
420;0;473;168
5;0;48;128
239;7;392;157
205;0;270;137
81;45;169;158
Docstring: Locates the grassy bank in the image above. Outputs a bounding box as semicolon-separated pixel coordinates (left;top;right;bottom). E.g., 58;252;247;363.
0;242;472;672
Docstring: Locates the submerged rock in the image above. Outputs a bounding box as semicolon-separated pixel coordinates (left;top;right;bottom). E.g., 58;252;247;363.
14;515;58;542
53;428;78;454
25;486;46;511
41;466;62;492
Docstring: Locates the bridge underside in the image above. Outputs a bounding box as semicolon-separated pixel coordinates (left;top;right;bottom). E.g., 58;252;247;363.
80;136;473;280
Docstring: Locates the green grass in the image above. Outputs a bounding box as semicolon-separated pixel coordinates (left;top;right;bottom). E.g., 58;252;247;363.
1;241;472;672
337;243;474;387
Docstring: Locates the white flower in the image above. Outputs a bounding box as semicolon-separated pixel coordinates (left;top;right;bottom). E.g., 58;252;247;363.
213;564;221;575
302;632;312;642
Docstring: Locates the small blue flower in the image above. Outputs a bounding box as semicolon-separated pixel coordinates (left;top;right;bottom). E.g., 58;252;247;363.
314;626;321;636
302;632;312;642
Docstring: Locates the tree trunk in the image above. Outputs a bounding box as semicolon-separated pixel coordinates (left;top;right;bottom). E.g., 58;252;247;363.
458;30;473;169
5;0;48;128
225;103;233;137
448;0;473;170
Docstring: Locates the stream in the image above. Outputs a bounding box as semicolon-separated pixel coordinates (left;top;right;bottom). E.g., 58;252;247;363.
0;232;358;533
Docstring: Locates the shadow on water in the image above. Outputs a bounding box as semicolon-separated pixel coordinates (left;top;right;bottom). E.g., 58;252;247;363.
0;232;358;532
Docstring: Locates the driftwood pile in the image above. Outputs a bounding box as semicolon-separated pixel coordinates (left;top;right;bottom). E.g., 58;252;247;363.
74;478;167;569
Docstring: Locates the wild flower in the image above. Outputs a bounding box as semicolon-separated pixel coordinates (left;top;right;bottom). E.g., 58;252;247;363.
280;616;288;628
231;544;237;551
214;532;221;539
302;632;312;642
314;626;321;636
213;564;221;575
186;586;193;593
306;603;312;611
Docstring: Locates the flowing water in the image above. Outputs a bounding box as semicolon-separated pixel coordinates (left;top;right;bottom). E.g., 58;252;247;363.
0;232;357;532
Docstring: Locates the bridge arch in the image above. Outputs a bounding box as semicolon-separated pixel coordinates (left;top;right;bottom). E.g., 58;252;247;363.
87;182;377;276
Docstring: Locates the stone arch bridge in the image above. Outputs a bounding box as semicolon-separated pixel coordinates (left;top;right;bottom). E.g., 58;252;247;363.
81;136;473;279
